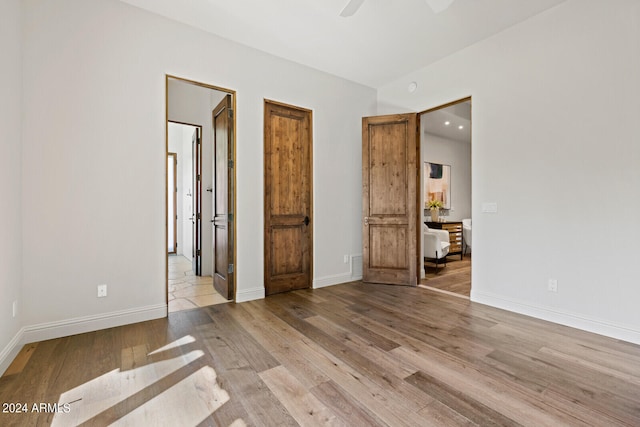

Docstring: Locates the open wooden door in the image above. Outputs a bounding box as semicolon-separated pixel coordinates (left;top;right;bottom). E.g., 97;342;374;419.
362;113;419;286
192;127;202;276
212;94;234;300
264;100;313;296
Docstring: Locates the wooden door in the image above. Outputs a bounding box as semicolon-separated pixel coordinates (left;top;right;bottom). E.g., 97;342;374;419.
192;128;202;276
264;100;313;296
362;113;419;286
212;94;234;300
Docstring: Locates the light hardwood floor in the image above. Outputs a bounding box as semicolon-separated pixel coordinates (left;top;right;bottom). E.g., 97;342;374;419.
421;253;472;297
1;282;639;426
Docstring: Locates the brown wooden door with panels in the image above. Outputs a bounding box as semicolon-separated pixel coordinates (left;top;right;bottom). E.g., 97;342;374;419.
212;94;234;300
362;113;419;286
264;100;313;296
192;127;202;275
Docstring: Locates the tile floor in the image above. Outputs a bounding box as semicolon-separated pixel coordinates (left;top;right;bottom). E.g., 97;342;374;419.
168;255;231;313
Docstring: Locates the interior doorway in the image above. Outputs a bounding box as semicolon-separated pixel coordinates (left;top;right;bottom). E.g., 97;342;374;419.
360;99;471;296
419;98;472;298
165;75;237;312
167;121;200;266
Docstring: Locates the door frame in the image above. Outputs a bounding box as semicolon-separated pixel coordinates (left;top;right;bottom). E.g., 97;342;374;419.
165;75;238;307
417;96;472;289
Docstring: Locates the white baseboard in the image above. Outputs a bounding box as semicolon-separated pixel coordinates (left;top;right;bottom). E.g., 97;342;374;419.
313;273;354;289
236;287;265;303
0;303;166;375
22;304;167;345
0;328;25;376
471;290;640;345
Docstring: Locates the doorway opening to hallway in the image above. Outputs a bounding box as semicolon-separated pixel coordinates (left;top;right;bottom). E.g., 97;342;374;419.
166;75;236;312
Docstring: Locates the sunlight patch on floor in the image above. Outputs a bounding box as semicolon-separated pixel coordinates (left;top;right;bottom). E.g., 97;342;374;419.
148;335;196;355
112;366;229;426
417;284;469;300
51;336;236;426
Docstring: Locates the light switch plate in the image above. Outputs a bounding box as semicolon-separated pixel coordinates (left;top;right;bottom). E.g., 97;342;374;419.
482;202;498;213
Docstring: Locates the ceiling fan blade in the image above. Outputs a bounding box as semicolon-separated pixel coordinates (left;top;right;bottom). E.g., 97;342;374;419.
425;0;455;14
340;0;366;17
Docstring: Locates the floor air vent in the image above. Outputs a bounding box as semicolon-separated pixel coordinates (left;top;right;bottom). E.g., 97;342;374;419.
351;254;363;280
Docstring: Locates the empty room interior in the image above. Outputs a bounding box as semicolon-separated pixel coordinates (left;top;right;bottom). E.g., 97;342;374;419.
2;0;640;425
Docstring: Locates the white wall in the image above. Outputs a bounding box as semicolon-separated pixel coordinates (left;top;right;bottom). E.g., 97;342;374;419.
167;122;183;256
19;0;376;339
421;132;471;222
0;0;24;374
379;0;640;344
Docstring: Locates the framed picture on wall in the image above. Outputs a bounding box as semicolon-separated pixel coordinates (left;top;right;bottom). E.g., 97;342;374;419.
425;162;451;209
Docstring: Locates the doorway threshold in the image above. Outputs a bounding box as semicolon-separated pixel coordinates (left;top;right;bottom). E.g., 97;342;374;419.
418;284;470;300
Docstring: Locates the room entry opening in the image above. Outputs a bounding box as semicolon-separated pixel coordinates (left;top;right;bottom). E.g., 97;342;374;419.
165;75;237;311
361;97;472;298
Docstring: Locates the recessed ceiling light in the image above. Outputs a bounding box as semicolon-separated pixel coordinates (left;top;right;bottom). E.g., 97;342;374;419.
408;82;418;93
444;121;450;126
458;125;464;130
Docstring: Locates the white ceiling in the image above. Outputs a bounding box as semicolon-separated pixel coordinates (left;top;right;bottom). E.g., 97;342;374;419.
120;0;567;88
422;100;471;143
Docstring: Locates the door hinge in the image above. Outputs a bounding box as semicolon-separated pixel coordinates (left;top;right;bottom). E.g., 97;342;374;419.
196;213;201;220
228;108;233;120
196;249;201;256
197;174;201;181
228;264;234;274
228;159;234;168
228;213;233;222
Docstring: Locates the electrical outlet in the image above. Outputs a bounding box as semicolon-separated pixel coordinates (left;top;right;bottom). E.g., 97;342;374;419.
343;255;349;264
12;300;17;318
548;279;558;292
97;284;108;298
